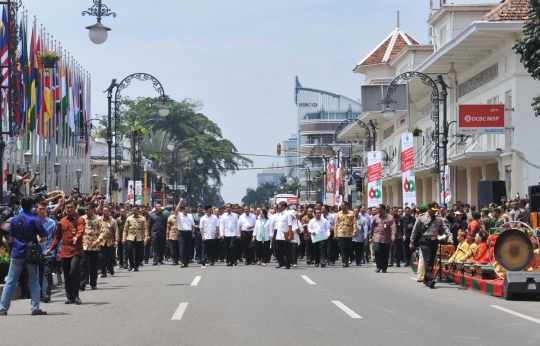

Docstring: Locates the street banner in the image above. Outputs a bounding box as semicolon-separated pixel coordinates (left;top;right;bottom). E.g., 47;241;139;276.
367;151;382;207
401;133;416;208
458;104;504;134
326;158;336;193
441;165;452;204
127;180;134;205
135;180;142;205
335;151;342;205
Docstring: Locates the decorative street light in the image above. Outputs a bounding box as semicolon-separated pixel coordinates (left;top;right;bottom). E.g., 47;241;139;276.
197;157;204;165
102;177;108;189
158;104;170;117
76;168;83;190
92;174;99;190
54;163;61;189
82;0;117;44
77;139;87;149
23;151;32;171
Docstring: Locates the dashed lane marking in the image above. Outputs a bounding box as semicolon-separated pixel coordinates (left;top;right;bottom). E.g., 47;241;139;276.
171;303;189;320
302;275;316;285
332;301;362;319
191;276;202;286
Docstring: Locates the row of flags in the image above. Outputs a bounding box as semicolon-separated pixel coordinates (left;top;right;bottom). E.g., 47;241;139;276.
1;5;91;153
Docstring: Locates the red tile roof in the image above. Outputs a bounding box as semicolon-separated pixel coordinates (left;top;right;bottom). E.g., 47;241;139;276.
485;0;529;21
355;28;419;68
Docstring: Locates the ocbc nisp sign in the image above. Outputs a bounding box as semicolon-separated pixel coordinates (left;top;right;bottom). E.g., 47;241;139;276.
458;104;505;134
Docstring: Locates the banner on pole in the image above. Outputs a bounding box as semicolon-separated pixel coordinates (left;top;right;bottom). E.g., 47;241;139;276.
135;180;142;205
367;151;382;208
401;133;416;208
127;180;134;205
441;165;452;204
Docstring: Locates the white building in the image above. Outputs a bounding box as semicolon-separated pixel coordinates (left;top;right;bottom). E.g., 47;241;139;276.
338;0;538;207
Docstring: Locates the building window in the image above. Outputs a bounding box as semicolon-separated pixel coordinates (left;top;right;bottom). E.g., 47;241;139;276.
417;103;433;120
439;25;446;48
396;114;408;129
487;96;499;104
383;125;394;139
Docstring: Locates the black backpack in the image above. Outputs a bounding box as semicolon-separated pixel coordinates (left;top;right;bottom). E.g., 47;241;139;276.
17;215;43;265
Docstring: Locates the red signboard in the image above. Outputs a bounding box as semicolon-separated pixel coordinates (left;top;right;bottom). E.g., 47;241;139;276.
401;147;414;172
367;162;382;183
458;104;505;134
286;197;299;205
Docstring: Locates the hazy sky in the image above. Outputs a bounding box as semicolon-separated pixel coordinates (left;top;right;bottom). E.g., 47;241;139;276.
23;0;501;203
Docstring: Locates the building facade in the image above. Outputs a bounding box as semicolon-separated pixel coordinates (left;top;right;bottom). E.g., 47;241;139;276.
338;0;539;208
257;169;285;187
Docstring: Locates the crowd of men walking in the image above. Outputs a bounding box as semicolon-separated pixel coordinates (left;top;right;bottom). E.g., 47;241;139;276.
0;187;531;315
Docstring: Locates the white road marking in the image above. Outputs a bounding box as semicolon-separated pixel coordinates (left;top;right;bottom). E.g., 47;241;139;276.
191;276;202;286
302;275;316;285
490;305;540;325
171;303;189;320
332;301;362;319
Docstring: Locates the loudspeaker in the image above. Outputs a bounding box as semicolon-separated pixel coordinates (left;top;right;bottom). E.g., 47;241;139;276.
503;271;540;300
528;185;540;212
477;180;506;208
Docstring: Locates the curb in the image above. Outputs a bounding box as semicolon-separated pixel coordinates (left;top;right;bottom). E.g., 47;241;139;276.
0;272;63;300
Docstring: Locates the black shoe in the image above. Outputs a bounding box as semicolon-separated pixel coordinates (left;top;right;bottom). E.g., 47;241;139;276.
375;269;381;273
382;270;387;273
285;265;290;269
64;300;74;305
153;262;158;266
75;297;82;305
100;274;107;278
429;280;436;289
180;264;187;268
0;310;6;316
315;264;319;267
321;264;326;268
227;263;233;267
220;259;224;262
134;268;139;272
159;261;165;265
233;262;237;266
275;266;283;269
388;264;393;267
356;263;362;266
144;261;149;264
396;264;401;268
239;258;244;262
42;295;51;303
127;267;133;271
123;265;128;269
189;259;194;263
201;263;206;267
80;286;86;291
366;260;370;264
31;309;47;316
111;269;114;276
210;262;214;266
91;286;97;290
245;262;250;265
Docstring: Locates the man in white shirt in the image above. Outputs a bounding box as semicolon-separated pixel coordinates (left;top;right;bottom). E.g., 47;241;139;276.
274;201;293;269
176;203;195;268
238;205;256;265
219;203;240;266
322;205;338;265
200;206;219;266
308;209;330;267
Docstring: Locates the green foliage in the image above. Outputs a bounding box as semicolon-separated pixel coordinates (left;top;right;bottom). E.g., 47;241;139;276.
409;125;422;133
513;0;540;117
241;182;278;207
0;247;9;264
350;152;359;162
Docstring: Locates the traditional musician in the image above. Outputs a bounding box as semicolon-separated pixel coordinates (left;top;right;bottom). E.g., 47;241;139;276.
447;230;469;263
474;231;489;264
466;233;477;262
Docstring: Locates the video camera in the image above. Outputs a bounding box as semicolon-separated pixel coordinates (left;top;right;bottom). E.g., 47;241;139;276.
33;183;48;195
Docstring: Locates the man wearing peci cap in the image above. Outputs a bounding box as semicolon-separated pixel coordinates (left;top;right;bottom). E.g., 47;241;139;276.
449;211;468;246
410;202;451;289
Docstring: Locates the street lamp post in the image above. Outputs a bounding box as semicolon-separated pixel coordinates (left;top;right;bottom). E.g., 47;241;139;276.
76;168;82;190
54;163;61;189
102;177;108;195
82;0;117;44
92;174;98;191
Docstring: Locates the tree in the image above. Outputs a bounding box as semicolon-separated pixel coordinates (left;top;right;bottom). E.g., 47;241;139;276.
94;97;253;203
240;182;278;208
513;0;540;116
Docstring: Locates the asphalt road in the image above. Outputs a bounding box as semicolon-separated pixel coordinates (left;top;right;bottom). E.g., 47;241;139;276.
2;259;540;346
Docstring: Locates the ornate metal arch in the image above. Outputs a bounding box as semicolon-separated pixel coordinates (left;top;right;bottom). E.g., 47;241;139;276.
113;73;168;175
333;118;354;143
333;118;373;152
383;71;440;174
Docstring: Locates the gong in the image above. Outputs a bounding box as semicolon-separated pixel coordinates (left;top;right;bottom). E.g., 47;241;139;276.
494;229;534;272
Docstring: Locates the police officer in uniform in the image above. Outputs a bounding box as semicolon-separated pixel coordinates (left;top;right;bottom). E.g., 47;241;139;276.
410;202;451;289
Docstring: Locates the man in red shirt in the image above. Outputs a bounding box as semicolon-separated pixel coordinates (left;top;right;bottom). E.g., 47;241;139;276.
46;200;85;305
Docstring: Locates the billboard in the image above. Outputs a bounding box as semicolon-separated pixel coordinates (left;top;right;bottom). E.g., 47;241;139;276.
135;180;142;205
458;104;504;134
367;151;382;207
127;180;134;205
401;133;416;208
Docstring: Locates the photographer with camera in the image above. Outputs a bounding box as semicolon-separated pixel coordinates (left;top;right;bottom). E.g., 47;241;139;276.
0;196;49;316
10;168;34;197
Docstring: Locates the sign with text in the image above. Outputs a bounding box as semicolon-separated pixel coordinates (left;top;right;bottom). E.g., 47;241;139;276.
135;181;142;206
458;104;504;134
401;133;416;208
367;151;382;208
127;180;134;205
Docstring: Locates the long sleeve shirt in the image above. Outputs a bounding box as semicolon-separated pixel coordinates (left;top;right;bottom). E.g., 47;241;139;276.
200;214;219;239
253;218;272;242
177;212;195;232
238;213;256;232
81;214;105;251
352;216;368;242
48;215;85;258
40;217;58;257
123;215;148;242
370;213;397;243
99;216;118;246
166;215;178;241
402;215;416;240
274;211;292;241
308;217;330;238
219;212;239;237
410;213;450;244
334;210;357;238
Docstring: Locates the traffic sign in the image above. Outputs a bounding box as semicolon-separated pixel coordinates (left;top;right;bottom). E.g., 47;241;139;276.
178;185;186;191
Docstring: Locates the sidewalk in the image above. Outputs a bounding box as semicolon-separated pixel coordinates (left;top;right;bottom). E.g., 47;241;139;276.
0;272;63;299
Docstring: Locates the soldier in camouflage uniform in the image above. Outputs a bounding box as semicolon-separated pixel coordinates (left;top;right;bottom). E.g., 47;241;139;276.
480;207;495;233
492;207;505;228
